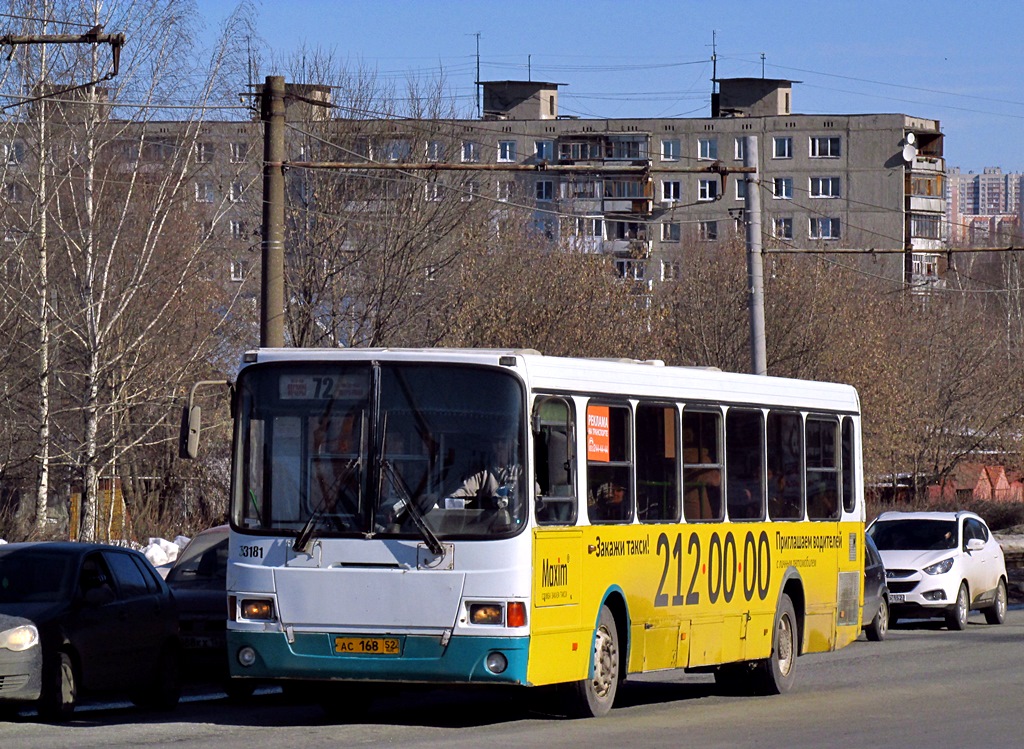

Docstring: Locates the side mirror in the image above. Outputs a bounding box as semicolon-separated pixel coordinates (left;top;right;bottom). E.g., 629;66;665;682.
966;537;985;552
180;403;201;460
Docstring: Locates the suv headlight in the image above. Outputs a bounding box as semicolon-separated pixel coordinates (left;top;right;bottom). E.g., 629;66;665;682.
923;558;954;575
0;624;39;652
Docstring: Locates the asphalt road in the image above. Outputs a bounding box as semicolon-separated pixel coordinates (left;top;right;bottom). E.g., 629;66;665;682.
4;607;1023;749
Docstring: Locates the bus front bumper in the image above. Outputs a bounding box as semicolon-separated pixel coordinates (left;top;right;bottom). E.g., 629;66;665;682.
227;630;530;685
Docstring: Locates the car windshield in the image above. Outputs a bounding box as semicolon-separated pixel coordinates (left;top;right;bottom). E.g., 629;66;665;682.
0;549;77;604
869;519;958;551
167;532;228;583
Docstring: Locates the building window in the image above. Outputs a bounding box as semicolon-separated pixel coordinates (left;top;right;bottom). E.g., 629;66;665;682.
498;140;517;162
194;142;213;163
229;182;244;202
661;259;681;281
575;216;602;238
461;141;480;163
772;216;793;239
698;137;718;160
4;141;25;166
229;142;248;163
698;221;718;240
615;259;646;281
565;178;599;199
735;180;747;200
424;181;442;202
910;213;942;240
662;222;681;242
606;138;645;160
773;177;793;199
536;180;554;201
5;181;23;203
773;137;792;159
698;179;718;201
461;179;480;202
734;138;746;161
381;140;411;162
662;180;681;202
662;139;680;161
604;179;644;199
810;136;841;158
809;217;841;239
560;141;602;160
497;180;512;202
426;140;445;162
810;176;841;198
194;182;213;203
230;220;245;239
230;260;246;282
535;140;554;161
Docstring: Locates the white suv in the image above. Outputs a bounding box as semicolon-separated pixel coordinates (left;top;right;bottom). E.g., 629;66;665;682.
867;511;1008;630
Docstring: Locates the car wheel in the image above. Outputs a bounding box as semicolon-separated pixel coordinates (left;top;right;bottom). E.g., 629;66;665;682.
945;582;970;631
564;605;620;717
38;651;77;722
132;644;181;711
865;597;889;642
983;579;1007;625
751;593;798;695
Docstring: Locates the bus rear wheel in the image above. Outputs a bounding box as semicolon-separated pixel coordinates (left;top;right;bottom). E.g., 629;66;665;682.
565;605;619;718
752;593;798;695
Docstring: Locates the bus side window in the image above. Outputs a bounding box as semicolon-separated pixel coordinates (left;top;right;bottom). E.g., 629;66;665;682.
683;409;723;522
807;417;840;520
534;397;577;525
636;403;680;522
725;408;766;521
586;404;633;524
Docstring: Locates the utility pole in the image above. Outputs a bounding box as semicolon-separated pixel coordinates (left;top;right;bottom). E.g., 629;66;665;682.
260;76;286;348
744;136;767;375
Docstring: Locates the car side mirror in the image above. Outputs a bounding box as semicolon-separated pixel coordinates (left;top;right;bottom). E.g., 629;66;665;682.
966;538;985;553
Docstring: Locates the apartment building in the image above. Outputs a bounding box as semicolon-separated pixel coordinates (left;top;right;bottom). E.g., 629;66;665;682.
946;166;1021;246
2;77;947;292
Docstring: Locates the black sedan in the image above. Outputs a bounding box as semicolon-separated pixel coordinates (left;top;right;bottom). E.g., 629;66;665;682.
862;533;889;641
165;526;252;698
0;542;181;720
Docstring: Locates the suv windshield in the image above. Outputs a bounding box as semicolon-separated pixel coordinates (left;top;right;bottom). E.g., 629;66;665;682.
869;519;958;551
232;362;527;541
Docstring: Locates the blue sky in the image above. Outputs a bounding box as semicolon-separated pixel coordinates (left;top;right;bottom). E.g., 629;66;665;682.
194;0;1024;173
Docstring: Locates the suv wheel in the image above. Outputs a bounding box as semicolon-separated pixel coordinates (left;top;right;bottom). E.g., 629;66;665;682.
945;582;969;631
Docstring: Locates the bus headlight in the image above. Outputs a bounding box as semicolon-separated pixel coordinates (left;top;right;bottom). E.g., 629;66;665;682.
240;598;276;620
470;604;503;625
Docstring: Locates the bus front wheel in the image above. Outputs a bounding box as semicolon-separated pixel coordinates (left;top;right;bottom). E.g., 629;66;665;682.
752;593;798;695
566;605;620;718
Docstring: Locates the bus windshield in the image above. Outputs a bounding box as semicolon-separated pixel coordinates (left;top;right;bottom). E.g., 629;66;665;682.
232;362;527;540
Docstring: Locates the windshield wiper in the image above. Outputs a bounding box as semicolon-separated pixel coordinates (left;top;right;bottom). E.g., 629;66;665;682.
381;459;444;557
294;459;359;554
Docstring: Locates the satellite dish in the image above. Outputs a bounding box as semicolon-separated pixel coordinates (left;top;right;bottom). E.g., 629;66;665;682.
902;144;918;163
905;132;916;145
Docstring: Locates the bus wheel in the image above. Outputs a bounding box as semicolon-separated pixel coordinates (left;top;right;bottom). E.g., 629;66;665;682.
566;605;620;718
752;593;798;695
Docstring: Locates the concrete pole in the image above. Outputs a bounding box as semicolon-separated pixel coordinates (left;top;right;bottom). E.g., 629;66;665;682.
260;75;286;348
744;136;767;375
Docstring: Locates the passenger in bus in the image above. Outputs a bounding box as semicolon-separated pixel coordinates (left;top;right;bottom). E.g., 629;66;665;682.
590;482;628;521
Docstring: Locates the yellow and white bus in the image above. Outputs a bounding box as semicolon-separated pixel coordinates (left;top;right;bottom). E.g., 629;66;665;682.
220;348;864;717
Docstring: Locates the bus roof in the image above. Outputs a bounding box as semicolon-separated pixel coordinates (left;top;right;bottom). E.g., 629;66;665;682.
242;348;860;414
